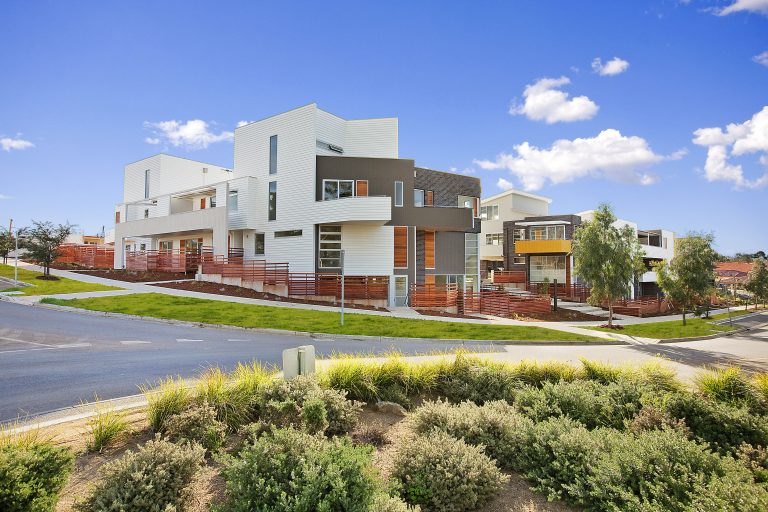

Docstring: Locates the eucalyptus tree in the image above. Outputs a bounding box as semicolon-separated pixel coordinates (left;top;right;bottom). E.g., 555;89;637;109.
18;220;74;276
746;258;768;309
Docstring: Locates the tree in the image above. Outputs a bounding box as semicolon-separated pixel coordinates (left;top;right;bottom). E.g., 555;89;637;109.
573;203;643;327
654;233;717;325
18;221;74;277
0;227;13;264
745;258;768;309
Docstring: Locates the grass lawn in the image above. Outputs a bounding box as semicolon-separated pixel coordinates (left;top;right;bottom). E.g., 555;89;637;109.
42;293;604;342
0;263;122;296
589;316;736;339
709;308;766;321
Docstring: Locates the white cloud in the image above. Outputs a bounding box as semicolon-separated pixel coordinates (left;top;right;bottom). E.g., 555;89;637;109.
692;106;768;189
143;120;233;150
497;178;515;191
510;76;599;124
591;57;630;76
236;120;255;128
0;193;11;200
717;0;768;16
1;137;34;152
449;166;476;175
753;51;768;67
474;129;669;191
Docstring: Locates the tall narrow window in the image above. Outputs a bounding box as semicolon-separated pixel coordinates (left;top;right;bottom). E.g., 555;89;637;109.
268;181;277;220
228;190;238;212
356;180;368;197
414;189;424;207
115;211;120;224
425;190;433;207
269;135;277;174
200;198;206;210
424;230;435;269
144;169;150;199
319;225;342;268
394;181;403;207
394;226;408;268
254;233;265;256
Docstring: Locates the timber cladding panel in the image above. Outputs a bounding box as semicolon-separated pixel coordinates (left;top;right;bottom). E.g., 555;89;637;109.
394;226;408;268
424;230;435;269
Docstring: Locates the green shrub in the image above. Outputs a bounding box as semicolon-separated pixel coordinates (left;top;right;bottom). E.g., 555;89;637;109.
408;400;532;470
218;427;380;512
162;402;227;453
259;375;361;435
737;443;768;484
352;424;388;448
141;377;191;432
586;429;768;512
626;405;689;435
370;493;420;511
392;429;508;511
437;356;521;404
0;443;74;512
663;392;768;453
754;373;768;403
86;408;129;452
695;367;766;412
514;379;646;429
77;436;204;512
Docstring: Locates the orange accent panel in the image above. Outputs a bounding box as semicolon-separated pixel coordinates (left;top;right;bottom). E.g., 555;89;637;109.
356;180;368;197
394;226;408;268
424;230;435;269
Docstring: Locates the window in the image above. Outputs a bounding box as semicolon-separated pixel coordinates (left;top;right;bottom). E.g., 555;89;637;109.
140;243;146;251
269;135;277;174
480;205;499;220
268;181;276;220
323;179;354;200
394;181;404;207
275;229;302;238
529;255;566;283
160;241;173;252
513;228;525;241
414;189;425;207
144;169;150;199
356;180;368;196
485;233;503;245
210;195;217;208
458;195;479;217
424;230;435;269
115;211;120;224
529;225;565;240
513;256;526;265
200;198;206;210
394;226;408;268
254;233;265;256
228;190;239;212
144;209;149;219
425;190;434;207
465;233;479;292
319;225;342;268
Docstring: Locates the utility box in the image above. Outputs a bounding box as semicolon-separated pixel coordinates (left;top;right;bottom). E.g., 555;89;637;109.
282;345;316;379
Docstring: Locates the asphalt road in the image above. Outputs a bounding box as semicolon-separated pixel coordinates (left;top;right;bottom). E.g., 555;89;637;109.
0;300;496;421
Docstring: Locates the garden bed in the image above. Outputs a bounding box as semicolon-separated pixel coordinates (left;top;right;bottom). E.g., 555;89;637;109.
152;280;389;311
4;356;767;512
76;269;194;282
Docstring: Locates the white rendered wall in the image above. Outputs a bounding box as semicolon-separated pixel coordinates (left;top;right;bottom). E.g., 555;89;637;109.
340;224;394;275
123;154;231;203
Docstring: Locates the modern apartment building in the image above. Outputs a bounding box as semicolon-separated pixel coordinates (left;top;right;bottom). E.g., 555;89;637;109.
478;189;551;273
113;103;481;306
495;208;674;297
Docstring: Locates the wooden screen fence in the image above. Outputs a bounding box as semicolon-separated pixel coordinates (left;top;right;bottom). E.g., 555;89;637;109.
55;244;114;269
200;256;289;285
410;283;459;308
527;282;591;303
125;250;200;273
610;297;669;317
492;270;526;284
462;289;551;317
288;274;389;300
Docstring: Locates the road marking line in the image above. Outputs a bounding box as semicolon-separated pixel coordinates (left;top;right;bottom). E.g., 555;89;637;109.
0;343;92;354
226;339;250;342
0;336;56;348
119;340;151;345
176;338;203;342
57;343;92;348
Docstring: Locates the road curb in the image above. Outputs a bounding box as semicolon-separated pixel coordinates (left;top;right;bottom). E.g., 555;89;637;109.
21;299;625;346
658;325;755;344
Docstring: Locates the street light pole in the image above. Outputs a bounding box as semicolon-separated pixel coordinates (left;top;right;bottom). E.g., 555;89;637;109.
340;250;345;326
14;227;19;286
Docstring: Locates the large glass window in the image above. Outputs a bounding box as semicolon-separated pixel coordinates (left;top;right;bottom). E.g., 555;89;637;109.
159;241;173;252
485;233;503;245
269;135;277;174
275;229;302;238
414;189;424;207
513;228;525;241
254;233;265;256
529;255;566;283
228;190;238;212
528;225;565;240
318;225;342;268
268;181;276;220
323;180;354;200
480;205;499;220
464;233;479;292
394;181;403;207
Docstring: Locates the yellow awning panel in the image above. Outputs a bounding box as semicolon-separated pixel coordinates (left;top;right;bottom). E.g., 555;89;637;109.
515;239;572;254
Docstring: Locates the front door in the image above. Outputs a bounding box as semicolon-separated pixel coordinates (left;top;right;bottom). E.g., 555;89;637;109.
394;276;408;307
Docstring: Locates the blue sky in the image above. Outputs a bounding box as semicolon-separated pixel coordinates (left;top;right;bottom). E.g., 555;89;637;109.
1;0;766;255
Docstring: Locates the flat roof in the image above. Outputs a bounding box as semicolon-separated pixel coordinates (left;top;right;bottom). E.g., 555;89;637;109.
481;187;552;204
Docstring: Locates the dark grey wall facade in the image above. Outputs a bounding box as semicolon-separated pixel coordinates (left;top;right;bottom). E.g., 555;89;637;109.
502;214;582;270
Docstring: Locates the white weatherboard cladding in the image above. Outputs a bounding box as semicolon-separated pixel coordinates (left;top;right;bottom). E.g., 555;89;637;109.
234;104;317;271
341;224;394;275
345;119;398;158
226;176;258;230
123;154;230;203
315;110;346;149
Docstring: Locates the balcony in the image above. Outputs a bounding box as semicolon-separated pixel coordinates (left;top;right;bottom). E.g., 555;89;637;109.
640;244;672;260
315;196;392;224
515;239;572;254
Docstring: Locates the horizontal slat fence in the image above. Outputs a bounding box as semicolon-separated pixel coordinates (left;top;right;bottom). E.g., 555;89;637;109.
55;244;114;269
410;284;459;308
462;290;551;317
492;270;526;284
125;250;199;273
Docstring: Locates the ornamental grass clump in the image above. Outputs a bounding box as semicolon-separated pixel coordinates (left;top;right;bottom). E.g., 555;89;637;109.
695;367;766;413
0;441;74;512
141;376;191;432
392;429;508;511
76;436;204;512
85;407;129;453
218;427;381;512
